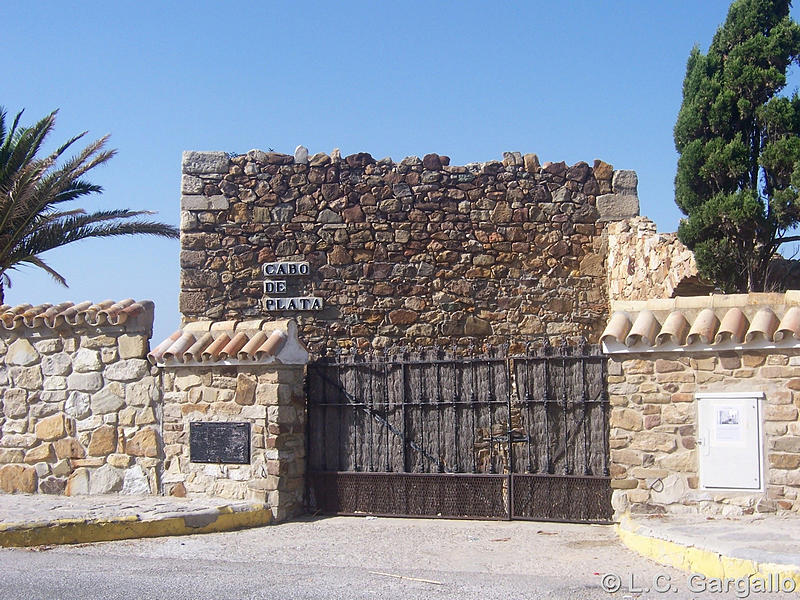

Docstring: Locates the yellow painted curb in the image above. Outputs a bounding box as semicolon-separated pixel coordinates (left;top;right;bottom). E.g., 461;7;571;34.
0;504;272;547
616;515;800;588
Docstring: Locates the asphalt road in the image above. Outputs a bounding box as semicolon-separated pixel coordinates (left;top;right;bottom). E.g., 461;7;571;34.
0;516;787;600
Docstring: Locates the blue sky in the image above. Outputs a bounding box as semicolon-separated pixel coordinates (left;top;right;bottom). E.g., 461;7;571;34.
3;1;799;343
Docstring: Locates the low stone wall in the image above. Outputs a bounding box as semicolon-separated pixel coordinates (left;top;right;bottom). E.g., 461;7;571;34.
0;302;161;496
610;351;800;516
160;365;305;520
603;293;800;517
154;319;308;521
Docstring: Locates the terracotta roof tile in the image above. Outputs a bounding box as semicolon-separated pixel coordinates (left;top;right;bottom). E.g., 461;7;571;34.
0;300;152;330
602;292;800;353
148;318;307;366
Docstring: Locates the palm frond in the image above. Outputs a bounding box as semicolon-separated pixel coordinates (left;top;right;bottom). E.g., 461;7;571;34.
0;105;179;294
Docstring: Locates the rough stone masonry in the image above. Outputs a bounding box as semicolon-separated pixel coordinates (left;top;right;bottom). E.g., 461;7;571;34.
179;148;639;355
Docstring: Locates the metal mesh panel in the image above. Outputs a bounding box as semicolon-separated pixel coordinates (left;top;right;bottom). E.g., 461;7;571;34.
308;472;509;519
511;474;612;523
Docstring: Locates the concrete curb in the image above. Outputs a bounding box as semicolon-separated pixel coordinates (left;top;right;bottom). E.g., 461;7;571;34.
616;515;800;586
0;502;272;547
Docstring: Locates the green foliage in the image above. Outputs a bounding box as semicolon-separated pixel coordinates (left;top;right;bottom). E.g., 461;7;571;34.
0;106;179;302
674;0;800;291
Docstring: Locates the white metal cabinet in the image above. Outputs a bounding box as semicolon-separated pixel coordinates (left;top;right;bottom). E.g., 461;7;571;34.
696;392;763;490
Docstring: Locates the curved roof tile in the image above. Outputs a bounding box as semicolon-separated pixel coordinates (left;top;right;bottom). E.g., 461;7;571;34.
656;311;690;346
0;300;152;330
687;308;719;345
776;306;800;342
715;308;748;344
600;311;631;346
745;308;780;343
148;319;307;366
626;310;660;347
603;292;800;353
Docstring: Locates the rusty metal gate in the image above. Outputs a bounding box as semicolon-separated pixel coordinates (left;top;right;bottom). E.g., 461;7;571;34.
306;340;612;523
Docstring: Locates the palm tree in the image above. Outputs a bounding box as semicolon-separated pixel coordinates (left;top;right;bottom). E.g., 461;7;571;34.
0;106;179;303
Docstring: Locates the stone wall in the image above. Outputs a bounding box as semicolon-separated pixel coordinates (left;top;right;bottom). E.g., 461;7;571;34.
606;217;708;301
179;149;640;355
609;350;800;517
152;319;308;522
0;303;161;496
160;365;305;521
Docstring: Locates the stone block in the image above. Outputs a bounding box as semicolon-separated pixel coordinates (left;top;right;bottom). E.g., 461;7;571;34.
122;464;151;495
655;359;684;373
610;478;638;489
181;174;203;194
118;335;147;359
241;405;267;420
769;453;800;469
34;339;62;354
766;405;798;421
1;433;37;449
773;436;800;452
80;334;117;349
523;153;539;173
65;468;89;495
52;459;72;477
597;194;639;220
611;448;643;466
662;403;694;425
6;338;39;366
0;449;24;463
181;195;228;211
0;464;36;493
612;170;638;195
182;151;229;175
35;414;66;441
610;408;643;431
105;359;149;382
39;477;66;495
235;374;257;406
256;383;279;405
88;425;117;456
4;419;28;434
3;388;27;418
89;464;124;494
126;428;159;458
41;353;71;376
54;437;86;460
72;348;102;373
657;450;696;472
174;373;205;390
92;383;125;414
43;375;67;390
11;366;43;390
24;443;54;464
66;391;91;420
630;432;677;453
135;407;157;425
67;372;102;392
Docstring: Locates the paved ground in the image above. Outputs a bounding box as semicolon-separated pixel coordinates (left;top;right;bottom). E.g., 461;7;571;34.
0;494;270;546
0;516;694;600
2;493;800;598
621;512;800;568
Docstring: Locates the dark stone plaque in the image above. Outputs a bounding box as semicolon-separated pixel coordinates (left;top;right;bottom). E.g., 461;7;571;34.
189;421;251;464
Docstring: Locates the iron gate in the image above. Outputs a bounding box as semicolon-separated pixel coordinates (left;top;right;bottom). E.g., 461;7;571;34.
306;340;612;523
